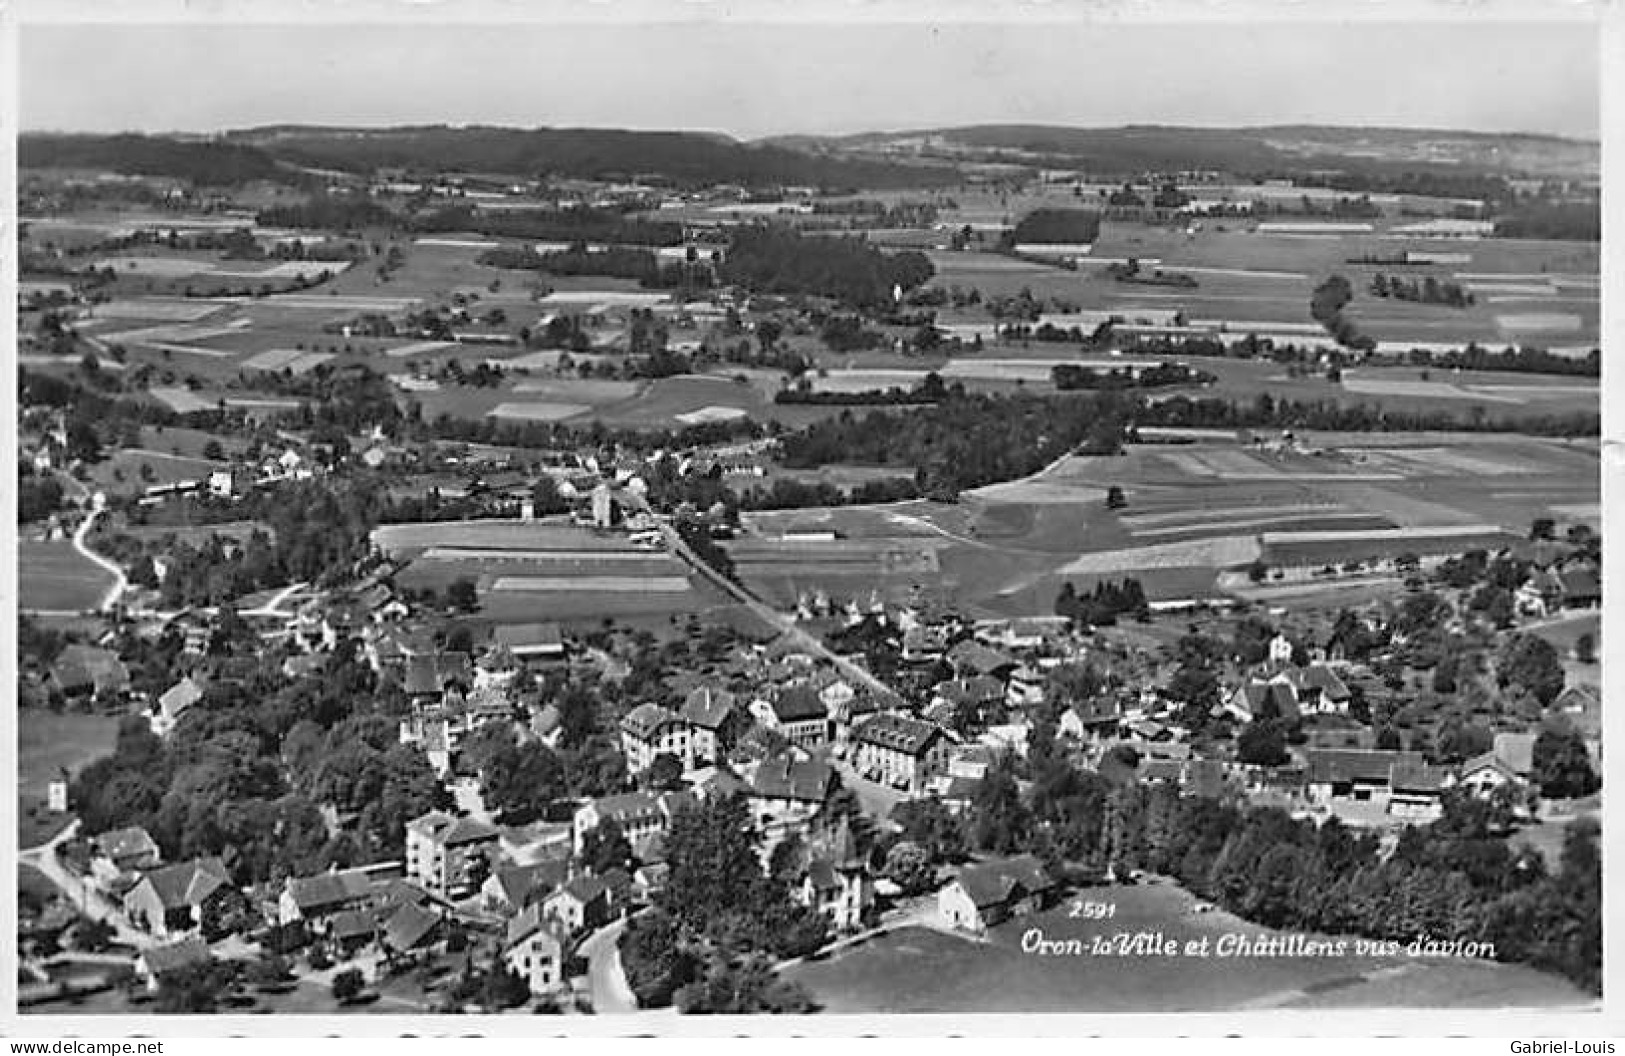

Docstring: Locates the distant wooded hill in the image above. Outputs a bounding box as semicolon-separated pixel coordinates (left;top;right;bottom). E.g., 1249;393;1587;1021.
19;126;957;190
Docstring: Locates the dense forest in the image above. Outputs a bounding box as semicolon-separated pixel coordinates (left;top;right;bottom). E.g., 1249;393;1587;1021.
1009;208;1103;245
19;133;290;187
717;225;934;308
229;125;958;190
1492;200;1601;242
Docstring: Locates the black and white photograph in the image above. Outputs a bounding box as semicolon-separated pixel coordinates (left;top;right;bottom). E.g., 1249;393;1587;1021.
6;0;1610;1032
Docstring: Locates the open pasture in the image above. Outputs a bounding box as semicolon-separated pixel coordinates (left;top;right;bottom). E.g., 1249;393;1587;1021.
790;880;1583;1013
1261;525;1518;568
487;401;591;422
488;574;693;593
373;519;638;558
508;378;642;401
18;540;116;612
18;709;120;847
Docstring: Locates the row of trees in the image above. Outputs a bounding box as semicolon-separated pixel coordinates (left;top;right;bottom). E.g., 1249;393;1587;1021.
1369;273;1475;307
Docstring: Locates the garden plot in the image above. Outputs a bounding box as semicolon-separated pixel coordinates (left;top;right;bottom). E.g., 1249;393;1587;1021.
1495;313;1583;333
1156;449;1400;481
1355;447;1549;477
241;348;336;373
487;402;591;422
1549;503;1601;524
1132;511;1392;538
384;340;458;358
509;379;642;401
675;406;749;425
261;293;422;311
968;478;1108;504
90;298;229;322
811;370;931;393
1261;525;1517;568
148;387;217;413
1339;377;1524;403
489;575;693;593
1119;502;1342;528
373;520;637;556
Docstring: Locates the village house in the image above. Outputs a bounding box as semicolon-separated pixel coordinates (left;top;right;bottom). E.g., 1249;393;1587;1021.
151;675;205;737
136;937;214;992
544;874;615;935
619;702;689;774
1302;748;1433;814
946;639;1017;681
481;859;570;915
1221;679;1302;724
1457;751;1527;798
122;857;234;939
380;900;443;956
572;790;692;857
502;904;569;997
750;685;831;749
1386;760;1453;821
1058;695;1123;743
90;826;162;883
937;855;1058;934
678;687;746;768
404;812;500;898
49;645;130;703
850;713;954;794
796;820;873;932
930;676;1006;729
491;622;567;666
745;755;837;849
278;866;379;931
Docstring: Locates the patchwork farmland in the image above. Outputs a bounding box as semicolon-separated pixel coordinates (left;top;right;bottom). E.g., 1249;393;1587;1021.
374;518;742;629
728;429;1597;617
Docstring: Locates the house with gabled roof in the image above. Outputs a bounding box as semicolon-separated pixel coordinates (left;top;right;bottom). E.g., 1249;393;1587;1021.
795;817;873;932
492;622;567;666
278;867;377;929
619;702;688;774
380;900;442;954
152;675;205;737
678;686;746;766
1221;679;1301;724
1058;695;1123;742
946;639;1016;681
481;859;570;915
544;874;615;934
572;790;692;857
750;684;831;749
1457;751;1526;798
745;755;836;847
50;645;130;702
503;903;569;997
136;937;214;991
122;857;234;938
1277;664;1350;714
937;855;1057;934
1387;760;1452;820
90;826;162;883
1303;748;1428;809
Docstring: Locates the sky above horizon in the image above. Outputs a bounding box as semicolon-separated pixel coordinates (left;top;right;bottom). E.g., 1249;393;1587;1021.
19;19;1602;141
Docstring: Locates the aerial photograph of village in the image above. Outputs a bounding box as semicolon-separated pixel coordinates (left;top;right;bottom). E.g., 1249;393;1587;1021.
12;12;1603;1023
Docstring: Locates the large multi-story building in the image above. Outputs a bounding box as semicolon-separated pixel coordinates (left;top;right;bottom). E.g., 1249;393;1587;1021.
404;811;500;898
850;713;953;794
